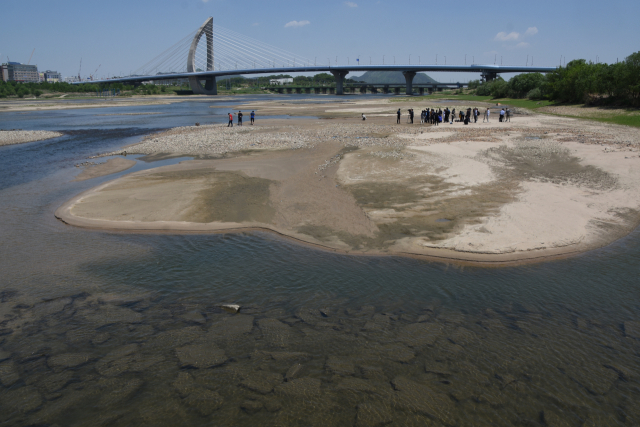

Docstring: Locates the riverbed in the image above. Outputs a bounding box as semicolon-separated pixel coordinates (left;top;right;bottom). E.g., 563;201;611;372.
0;96;639;426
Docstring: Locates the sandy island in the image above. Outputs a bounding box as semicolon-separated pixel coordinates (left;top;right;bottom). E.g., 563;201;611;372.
56;97;640;264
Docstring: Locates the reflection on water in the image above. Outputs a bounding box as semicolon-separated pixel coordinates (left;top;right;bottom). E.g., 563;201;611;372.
0;98;639;426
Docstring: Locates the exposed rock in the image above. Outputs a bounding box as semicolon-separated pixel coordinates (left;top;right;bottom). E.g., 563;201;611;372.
183;388;224;416
397;322;441;347
275;377;322;397
221;304;240;313
0;349;10;362
285;363;303;381
325;356;355;376
175;344;227;368
239;371;283;394
47;353;92;370
356;402;393;427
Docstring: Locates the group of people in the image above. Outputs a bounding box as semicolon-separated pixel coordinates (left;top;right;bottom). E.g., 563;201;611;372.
227;110;256;127
395;106;512;125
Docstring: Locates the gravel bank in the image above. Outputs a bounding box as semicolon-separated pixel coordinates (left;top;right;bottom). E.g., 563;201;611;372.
0;130;63;147
102;123;423;158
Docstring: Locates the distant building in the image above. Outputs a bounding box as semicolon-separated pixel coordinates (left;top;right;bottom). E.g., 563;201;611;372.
1;64;8;82
2;62;39;83
269;78;293;85
43;70;61;83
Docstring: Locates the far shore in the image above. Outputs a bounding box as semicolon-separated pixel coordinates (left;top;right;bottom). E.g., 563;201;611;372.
53;96;640;265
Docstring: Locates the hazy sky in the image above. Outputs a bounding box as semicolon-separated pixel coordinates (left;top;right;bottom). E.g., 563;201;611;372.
2;0;638;83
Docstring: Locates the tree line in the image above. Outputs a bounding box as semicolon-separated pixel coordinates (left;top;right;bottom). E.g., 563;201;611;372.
470;51;640;105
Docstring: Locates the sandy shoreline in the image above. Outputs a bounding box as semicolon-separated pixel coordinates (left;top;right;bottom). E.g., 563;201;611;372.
55;97;640;265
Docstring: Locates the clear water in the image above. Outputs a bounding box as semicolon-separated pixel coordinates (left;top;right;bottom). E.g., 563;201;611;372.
0;96;639;426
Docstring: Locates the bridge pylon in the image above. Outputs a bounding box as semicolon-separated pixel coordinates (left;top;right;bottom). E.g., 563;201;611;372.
188;17;217;95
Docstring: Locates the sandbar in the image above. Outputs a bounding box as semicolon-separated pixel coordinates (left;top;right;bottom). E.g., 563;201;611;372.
56;97;640;265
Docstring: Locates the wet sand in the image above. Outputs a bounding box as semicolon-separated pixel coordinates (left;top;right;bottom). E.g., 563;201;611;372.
74;158;136;181
56;98;640;264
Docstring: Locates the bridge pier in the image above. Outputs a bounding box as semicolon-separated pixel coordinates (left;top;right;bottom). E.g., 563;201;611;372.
418;87;424;95
481;71;498;82
330;70;349;95
402;71;416;95
394;87;400;95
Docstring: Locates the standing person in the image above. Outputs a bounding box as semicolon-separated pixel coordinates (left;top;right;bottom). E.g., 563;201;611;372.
451;108;455;124
499;108;505;122
397;108;401;124
505;108;511;122
409;109;414;124
474;108;478;123
484;108;490;122
227;112;233;127
238;111;243;126
250;110;255;125
362;113;367;121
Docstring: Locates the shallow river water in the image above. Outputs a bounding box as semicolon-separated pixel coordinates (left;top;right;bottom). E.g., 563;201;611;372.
0;97;639;426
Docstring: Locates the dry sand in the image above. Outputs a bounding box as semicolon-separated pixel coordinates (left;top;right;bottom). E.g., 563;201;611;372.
56;97;640;265
0;130;63;147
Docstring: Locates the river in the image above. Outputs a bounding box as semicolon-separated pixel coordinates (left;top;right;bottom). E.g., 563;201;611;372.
0;96;638;426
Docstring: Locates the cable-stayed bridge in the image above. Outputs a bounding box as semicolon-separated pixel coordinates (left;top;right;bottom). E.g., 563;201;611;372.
79;17;556;95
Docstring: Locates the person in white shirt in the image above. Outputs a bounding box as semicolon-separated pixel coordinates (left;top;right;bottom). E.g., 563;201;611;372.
484;108;490;122
499;108;505;122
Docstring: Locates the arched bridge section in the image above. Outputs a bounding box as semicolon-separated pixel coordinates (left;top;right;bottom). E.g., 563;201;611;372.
187;17;216;95
77;17;558;96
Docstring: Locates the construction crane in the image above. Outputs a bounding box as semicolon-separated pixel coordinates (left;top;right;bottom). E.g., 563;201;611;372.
27;49;35;65
78;58;82;82
90;64;101;81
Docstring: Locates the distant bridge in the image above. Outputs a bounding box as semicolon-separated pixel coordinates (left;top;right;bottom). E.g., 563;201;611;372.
77;17;556;96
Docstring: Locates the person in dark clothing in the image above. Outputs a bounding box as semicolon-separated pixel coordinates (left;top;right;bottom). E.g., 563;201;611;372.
397;108;401;124
250;111;255;124
409;109;414;124
237;111;243;126
227;112;233;127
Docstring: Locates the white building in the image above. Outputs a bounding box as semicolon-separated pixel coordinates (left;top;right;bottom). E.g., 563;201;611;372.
269;78;293;85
